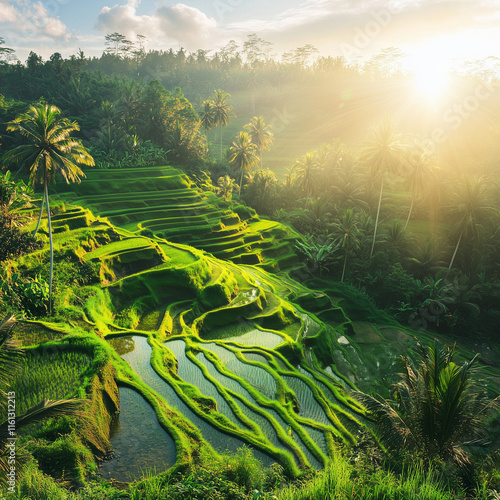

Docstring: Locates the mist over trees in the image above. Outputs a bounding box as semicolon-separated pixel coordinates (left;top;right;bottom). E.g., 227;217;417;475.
1;32;500;340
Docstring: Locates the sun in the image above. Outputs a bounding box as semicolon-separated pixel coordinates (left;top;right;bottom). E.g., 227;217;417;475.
406;51;451;102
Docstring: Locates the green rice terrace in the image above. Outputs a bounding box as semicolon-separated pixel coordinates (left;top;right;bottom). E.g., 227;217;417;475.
3;166;500;498
50;166;299;272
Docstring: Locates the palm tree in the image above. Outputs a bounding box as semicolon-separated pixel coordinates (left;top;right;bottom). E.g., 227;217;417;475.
244;116;274;169
229;132;258;195
210;89;233;161
446;176;496;271
199;99;215;136
361;118;403;258
295;235;338;277
0;315;83;487
402;141;436;232
385;219;410;256
116;81;139;133
293;151;319;197
356;340;498;468
333;156;368;211
331;208;361;282
2;104;94;314
407;238;446;279
441;278;481;334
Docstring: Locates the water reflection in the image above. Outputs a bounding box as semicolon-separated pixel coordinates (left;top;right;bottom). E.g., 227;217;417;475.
100;387;176;482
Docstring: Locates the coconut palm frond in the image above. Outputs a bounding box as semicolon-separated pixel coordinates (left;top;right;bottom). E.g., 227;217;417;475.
0;399;85;443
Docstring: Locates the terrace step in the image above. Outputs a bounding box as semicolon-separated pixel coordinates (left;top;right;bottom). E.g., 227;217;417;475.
54;166;299;270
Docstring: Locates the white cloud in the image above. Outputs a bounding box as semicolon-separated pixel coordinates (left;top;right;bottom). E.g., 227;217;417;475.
95;1;218;50
156;4;216;47
95;0;151;38
0;1;18;23
0;1;70;41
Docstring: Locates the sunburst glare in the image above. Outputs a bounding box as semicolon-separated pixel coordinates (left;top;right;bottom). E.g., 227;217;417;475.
407;51;451;102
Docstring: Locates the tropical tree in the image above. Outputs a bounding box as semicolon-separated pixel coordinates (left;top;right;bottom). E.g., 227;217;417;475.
407;238;446;279
243;168;280;215
441;278;482;334
0;315;83;487
287;196;333;235
356;341;498;469
200;99;215;137
0;171;34;228
293;151;319;197
331;208;361;282
295;235;338;277
361;118;403;258
0;37;16;63
446;176;496;271
210;89;233;160
281;167;299;208
217;175;237;202
244;116;274;169
104;32;133;58
116;81;140;133
402;141;436;232
332;156;368;211
384;219;411;257
0;172;40;262
229;131;258;195
2;104;94;314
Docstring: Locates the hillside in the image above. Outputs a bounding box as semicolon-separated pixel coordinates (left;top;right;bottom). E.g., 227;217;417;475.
7;166;499;492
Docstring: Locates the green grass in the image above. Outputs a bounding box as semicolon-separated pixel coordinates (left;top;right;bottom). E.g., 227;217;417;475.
276;455;465;500
10;348;91;415
83;237;153;261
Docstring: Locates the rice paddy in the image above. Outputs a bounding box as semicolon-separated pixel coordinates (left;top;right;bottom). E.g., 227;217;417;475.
99;387;176;482
51;166;299;272
18;168;434;484
10;349;92;415
224;329;286;348
107;335;275;465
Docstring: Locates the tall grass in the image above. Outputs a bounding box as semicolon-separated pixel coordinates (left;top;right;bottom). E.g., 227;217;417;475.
275;454;472;500
11;349;91;415
4;449;492;500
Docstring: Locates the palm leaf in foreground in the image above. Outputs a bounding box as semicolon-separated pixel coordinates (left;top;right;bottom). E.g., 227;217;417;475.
0;316;23;413
0;316;87;487
356;341;499;468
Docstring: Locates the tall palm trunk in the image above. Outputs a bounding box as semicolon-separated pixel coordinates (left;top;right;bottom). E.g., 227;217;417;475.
239;170;243;196
44;181;53;315
260;148;263;169
403;185;416;232
220;123;223;161
32;194;45;237
370;178;384;258
448;232;463;271
341;250;348;282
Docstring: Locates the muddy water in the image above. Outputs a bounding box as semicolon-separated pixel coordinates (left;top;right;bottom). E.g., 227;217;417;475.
99;386;176;482
108;335;275;466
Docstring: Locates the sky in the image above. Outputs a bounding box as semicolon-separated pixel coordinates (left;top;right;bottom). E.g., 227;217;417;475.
1;0;500;70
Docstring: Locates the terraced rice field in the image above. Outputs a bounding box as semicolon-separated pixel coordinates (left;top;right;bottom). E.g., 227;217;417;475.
51;166;299;272
32;170;431;482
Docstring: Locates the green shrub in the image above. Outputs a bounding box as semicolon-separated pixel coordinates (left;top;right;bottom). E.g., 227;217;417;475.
29;433;94;485
13;460;75;500
0;218;43;262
